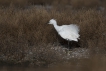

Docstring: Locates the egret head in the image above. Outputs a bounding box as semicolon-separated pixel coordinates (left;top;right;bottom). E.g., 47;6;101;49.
48;19;57;25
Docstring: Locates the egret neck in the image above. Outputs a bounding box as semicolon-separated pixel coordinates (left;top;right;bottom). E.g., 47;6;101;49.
52;22;60;32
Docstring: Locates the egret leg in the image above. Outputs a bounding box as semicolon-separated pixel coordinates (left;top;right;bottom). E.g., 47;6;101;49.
67;40;71;55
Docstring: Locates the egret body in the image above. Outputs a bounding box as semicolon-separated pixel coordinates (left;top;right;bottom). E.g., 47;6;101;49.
48;19;80;49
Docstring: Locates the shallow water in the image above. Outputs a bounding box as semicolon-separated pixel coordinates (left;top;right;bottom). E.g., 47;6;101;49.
0;63;104;71
0;55;106;71
0;48;106;71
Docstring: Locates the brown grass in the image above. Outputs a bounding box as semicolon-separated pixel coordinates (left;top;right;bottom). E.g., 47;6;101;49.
0;5;106;66
0;0;106;8
71;0;101;8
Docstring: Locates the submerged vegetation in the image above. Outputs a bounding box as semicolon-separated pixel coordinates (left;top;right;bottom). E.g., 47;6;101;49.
0;0;106;67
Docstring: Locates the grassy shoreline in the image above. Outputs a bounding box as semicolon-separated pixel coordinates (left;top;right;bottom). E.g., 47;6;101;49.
0;5;106;66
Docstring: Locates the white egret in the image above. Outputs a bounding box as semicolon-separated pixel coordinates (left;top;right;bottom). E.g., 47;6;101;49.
48;19;80;49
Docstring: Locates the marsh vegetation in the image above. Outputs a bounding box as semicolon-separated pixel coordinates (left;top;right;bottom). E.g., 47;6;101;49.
0;0;106;71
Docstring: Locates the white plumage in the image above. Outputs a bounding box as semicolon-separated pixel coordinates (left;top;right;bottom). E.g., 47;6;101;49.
48;19;80;42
